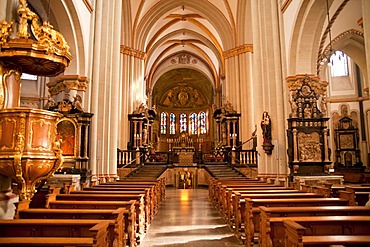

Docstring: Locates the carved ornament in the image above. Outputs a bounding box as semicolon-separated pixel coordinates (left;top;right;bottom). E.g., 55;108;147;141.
0;118;17;150
287;74;328;119
29;119;52;151
297;132;322;162
287;74;328;95
47;75;89;95
224;44;253;59
0;108;63;200
0;0;72;77
120;45;146;60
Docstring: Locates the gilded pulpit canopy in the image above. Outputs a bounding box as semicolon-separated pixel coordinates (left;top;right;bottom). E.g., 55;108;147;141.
0;0;72;77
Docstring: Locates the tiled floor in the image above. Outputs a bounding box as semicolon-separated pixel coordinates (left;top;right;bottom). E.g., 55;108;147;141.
140;188;243;247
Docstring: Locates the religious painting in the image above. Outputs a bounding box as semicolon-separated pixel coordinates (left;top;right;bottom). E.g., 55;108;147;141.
56;119;76;156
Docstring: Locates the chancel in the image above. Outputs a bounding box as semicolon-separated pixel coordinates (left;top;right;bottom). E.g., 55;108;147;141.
0;0;370;246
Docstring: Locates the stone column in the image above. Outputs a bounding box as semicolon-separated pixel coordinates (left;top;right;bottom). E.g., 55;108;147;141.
89;0;122;181
251;0;286;177
362;0;370;91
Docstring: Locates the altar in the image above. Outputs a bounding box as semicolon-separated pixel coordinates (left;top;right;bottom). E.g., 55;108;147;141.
293;175;343;190
47;174;81;191
173;147;195;166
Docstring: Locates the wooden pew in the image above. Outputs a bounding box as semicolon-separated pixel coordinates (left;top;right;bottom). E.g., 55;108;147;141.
339;186;370;206
215;186;296;226
259;206;370;247
71;188;155;226
48;200;138;246
17;207;132;247
0;219;113;247
233;192;324;240
265;215;370;247
49;193;146;242
284;219;370;247
217;184;291;210
208;178;275;205
0;237;96;246
223;188;299;224
106;178;166;202
244;197;349;247
211;182;285;215
95;181;163;205
85;183;162;219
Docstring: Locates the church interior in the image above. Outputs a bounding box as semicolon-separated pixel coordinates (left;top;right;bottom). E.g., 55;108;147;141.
0;0;370;246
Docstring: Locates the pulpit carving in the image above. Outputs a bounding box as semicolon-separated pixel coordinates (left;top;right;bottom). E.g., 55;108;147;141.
297;132;321;162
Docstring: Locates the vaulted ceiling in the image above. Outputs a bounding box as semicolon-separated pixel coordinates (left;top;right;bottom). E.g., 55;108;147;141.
124;0;251;101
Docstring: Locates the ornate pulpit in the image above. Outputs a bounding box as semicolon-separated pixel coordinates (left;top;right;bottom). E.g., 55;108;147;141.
213;98;241;149
128;103;157;150
0;0;72;204
286;75;331;176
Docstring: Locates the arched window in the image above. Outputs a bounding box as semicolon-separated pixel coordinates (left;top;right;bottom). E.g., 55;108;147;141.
160;112;167;134
169;113;176;134
330;51;349;77
189;113;198;135
199;111;207;134
180;113;187;133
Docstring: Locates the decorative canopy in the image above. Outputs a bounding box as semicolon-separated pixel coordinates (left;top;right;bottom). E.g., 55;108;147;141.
0;0;72;77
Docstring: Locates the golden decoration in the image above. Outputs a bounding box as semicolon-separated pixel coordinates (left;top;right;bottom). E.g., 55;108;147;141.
0;108;63;201
47;75;89;96
120;45;146;59
0;0;72;77
286;74;328;96
223;44;253;59
0;20;13;46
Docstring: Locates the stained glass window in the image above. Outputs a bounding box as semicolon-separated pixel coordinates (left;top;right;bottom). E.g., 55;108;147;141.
199;111;207;134
180;113;187;133
160;112;167;134
190;113;198;135
169;113;176;134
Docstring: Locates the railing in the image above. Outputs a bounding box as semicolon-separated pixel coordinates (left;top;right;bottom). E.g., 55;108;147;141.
117;149;140;168
143;151;169;164
229;149;258;166
118;146;258;167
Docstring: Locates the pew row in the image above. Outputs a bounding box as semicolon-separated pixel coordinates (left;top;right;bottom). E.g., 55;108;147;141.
47;199;138;246
71;189;154;227
233;192;324;240
17;207;134;247
0;237;96;246
284;220;370;247
244;197;349;247
259;206;370;247
103;178;166;202
0;219;114;247
266;215;370;247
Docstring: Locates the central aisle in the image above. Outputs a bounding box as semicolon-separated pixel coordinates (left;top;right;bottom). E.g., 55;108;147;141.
141;188;243;246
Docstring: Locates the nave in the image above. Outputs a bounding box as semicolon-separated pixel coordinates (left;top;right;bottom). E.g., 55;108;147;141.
141;188;243;247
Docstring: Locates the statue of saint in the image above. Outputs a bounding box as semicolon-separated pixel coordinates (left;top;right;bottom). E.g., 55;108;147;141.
261;111;272;144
